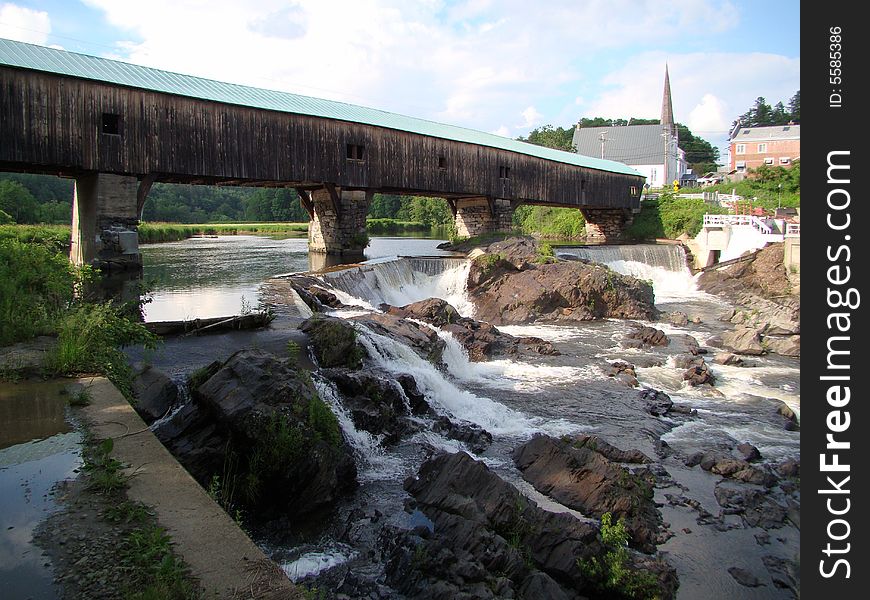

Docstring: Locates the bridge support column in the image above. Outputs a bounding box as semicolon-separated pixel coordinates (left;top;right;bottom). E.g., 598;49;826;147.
70;173;141;271
453;197;513;238
580;208;633;243
308;186;373;255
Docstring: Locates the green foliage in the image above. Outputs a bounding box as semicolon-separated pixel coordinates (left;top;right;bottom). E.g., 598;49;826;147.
286;340;301;365
517;124;576;152
308;395;342;447
45;302;159;398
121;524;200;600
705;160;800;210
536;242;556;264
68;386;93;407
579;513;662;600
245;412;305;503
624;192;729;240
366;218;429;234
514;205;586;239
0;237;78;345
0;224;71;251
732;91;800;128
83;437;129;495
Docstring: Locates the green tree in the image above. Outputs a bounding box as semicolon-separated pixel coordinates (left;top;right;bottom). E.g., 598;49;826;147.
518;125;576;152
788;91;800;123
0;180;40;223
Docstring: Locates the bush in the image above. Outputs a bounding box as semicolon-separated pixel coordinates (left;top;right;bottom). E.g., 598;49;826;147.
579;513;662;599
0;238;78;345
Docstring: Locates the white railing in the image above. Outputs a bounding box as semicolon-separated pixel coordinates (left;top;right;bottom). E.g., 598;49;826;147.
785;223;801;237
703;213;773;235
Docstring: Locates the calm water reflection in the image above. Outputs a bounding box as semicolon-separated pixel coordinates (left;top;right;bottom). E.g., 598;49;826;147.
139;235;454;322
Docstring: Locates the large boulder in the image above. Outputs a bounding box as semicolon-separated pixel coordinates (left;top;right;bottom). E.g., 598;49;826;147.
319;368;423;444
384;298;559;361
156;349;356;519
300;315;368;369
513;434;664;553
351;313;446;365
720;327;766;355
130;364;178;424
466;238;658;325
386;451;677;599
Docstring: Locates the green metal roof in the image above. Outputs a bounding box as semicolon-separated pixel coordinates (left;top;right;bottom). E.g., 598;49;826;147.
0;38;641;177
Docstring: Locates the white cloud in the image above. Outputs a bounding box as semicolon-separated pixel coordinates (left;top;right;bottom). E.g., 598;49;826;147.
74;0;753;138
688;93;730;133
517;106;543;129
0;3;51;44
491;125;510;137
582;51;800;136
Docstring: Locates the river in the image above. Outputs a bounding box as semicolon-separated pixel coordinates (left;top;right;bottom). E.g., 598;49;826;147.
136;235;800;599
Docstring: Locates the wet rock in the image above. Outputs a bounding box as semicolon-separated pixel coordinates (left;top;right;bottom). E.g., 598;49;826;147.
728;567;763;587
775;402;800;430
466;237;659;324
682;361;715;387
624;324;670;348
638;388;674;417
384;298;559;361
765;334;800;357
775;458;800;478
721;327;766;355
130;364;178;424
673;353;704;370
736;442;762;462
513;434;663;552
763;555;800;594
431;416;493;454
668;311;689;326
713;352;744;366
351;313;446;365
157;348;356;518
714;484;788;529
396;373;431;415
608;361;639;387
320;368;422;444
300;315;368;369
389;451;677;599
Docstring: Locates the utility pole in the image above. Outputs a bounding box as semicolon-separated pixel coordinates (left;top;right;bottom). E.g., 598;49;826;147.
661;131;669;188
599;132;608;159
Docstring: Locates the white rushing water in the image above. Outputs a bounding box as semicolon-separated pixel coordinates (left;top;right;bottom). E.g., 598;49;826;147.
323;258;475;316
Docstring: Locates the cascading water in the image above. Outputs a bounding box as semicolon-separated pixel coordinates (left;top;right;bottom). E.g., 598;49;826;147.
321;257;475;316
557;244;707;302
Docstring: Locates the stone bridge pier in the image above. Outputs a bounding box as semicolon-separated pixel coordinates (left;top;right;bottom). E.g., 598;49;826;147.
580;208;634;243
450;197;515;239
70;173;143;271
304;186;373;256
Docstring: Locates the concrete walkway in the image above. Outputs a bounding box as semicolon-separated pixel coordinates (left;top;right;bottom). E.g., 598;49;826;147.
77;376;304;600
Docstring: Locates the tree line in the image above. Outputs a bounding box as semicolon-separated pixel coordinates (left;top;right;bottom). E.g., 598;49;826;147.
517;119;720;175
732;91;800;129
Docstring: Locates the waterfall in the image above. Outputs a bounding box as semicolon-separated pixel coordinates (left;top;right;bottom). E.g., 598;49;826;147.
320;257;474;315
557;244;688;271
352;322;576;438
557;244;701;302
312;375;404;481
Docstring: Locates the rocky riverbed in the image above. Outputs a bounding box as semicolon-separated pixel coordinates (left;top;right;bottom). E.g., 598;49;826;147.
127;236;799;599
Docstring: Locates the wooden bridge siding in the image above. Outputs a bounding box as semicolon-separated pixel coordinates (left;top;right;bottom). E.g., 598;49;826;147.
0;67;642;207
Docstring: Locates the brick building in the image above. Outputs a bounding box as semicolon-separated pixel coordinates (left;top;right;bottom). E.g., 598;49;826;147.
729;124;800;173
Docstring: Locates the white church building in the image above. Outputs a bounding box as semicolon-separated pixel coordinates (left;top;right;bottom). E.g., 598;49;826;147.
571;66;688;189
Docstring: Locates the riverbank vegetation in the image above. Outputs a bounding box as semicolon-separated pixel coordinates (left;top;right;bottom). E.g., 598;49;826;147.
0;229;157;395
702;161;800;210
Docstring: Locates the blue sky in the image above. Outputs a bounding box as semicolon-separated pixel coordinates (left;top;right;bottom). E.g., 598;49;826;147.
1;1;800;163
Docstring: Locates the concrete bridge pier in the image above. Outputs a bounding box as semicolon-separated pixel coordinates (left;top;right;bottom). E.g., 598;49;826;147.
451;197;514;238
70;173;142;271
306;186;373;256
581;208;634;243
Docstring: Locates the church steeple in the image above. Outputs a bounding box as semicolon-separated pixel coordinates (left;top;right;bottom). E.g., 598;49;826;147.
661;64;676;138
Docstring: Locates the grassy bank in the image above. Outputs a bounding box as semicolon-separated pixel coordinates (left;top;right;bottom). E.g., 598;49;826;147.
138;222;309;243
0;232;157;394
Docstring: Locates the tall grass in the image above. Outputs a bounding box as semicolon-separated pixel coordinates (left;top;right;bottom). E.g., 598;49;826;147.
0;238;77;345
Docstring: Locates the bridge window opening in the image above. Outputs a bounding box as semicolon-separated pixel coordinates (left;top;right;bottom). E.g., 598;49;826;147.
438;155;447;169
499;166;511;179
630;185;638;195
346;143;365;161
101;112;122;136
